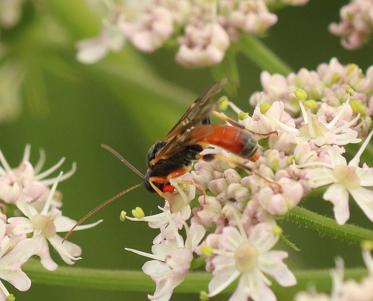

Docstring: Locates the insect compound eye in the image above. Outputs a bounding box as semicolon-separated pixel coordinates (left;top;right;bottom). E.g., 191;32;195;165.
146;141;166;166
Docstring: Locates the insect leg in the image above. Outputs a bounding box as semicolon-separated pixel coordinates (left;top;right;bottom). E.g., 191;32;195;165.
213;111;278;137
213;111;245;129
148;176;167;199
170;178;208;203
213;153;282;192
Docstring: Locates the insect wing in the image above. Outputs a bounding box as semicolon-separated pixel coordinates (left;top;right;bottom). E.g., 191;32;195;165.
149;80;226;166
165;80;226;140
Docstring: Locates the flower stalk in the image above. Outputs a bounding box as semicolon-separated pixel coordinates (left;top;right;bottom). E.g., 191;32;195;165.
240;34;292;75
281;207;373;245
24;260;366;294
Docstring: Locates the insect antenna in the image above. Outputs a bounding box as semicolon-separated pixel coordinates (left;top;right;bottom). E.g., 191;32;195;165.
101;144;145;179
63;183;142;241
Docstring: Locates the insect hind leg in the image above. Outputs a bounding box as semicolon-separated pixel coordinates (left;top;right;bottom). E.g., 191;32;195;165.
213;153;282;192
213;111;278;137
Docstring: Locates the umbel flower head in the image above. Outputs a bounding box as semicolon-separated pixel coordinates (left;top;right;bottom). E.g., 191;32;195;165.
77;0;309;67
330;0;373;49
125;58;373;301
0;146;100;298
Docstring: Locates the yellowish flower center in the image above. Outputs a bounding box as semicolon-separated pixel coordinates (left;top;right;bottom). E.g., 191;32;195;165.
31;214;56;238
234;242;258;272
333;165;360;190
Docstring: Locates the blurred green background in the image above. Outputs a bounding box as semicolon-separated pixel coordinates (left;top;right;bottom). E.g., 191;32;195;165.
1;0;373;300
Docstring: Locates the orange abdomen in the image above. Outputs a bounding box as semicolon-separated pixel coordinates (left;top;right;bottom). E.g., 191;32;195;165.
191;125;257;158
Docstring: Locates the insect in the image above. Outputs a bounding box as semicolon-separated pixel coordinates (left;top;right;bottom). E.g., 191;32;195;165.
143;80;260;198
64;80;269;240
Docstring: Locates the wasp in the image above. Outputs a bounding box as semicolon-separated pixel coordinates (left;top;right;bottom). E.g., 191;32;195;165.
65;80;269;240
142;80;260;197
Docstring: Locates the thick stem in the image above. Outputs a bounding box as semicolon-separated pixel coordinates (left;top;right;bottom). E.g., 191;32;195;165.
240;35;292;75
281;207;373;245
24;260;366;294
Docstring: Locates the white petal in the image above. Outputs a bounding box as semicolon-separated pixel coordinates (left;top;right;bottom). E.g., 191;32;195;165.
247;271;277;301
350;187;373;221
15;201;37;219
0;238;40;268
356;167;373;187
54;215;102;232
258;251;296;287
323;184;350;224
220;227;243;251
249;223;278;252
76;35;108;64
0;270;30;292
48;235;82;265
350;130;373;167
306;168;334;188
34;236;57;271
208;267;240;297
142;260;170;281
228;275;251;301
0;220;5;240
185;223;205;249
125;247;164;261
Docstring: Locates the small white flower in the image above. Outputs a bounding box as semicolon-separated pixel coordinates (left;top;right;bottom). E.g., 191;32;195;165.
126;203;191;244
0;219;39;300
126;223;205;301
0;145;76;205
8;174;101;270
207;222;295;301
297;101;361;146
305;130;373;224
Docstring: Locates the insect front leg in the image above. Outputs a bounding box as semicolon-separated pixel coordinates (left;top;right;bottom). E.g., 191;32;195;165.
148;176;167;199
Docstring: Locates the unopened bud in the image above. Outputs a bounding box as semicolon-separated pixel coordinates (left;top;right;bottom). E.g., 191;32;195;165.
201;245;213;257
294;88;307;101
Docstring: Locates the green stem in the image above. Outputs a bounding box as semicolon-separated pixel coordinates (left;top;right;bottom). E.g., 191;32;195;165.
240;35;292;75
281;207;373;246
24;261;367;294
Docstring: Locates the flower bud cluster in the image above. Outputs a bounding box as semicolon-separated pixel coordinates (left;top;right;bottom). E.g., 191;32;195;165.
330;0;373;49
77;0;308;67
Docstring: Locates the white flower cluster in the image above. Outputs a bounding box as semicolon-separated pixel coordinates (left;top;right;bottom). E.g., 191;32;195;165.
295;247;373;301
0;146;101;300
125;58;373;301
330;0;373;49
77;0;308;67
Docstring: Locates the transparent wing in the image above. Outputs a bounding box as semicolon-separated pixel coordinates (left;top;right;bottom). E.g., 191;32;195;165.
149;80;226;166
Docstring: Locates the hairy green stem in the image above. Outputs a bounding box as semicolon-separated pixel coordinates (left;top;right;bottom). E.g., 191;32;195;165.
240;35;292;75
24;261;366;294
282;207;373;245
